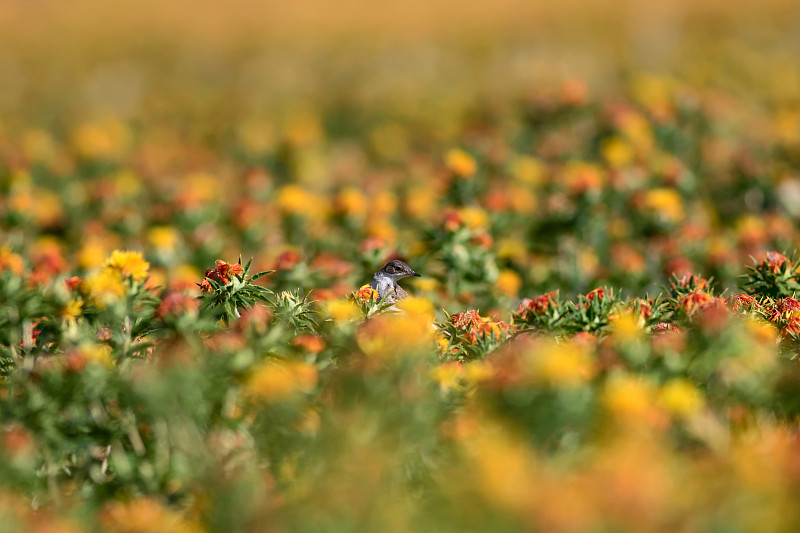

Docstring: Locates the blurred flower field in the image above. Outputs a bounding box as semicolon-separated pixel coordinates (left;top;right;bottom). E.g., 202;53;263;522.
3;1;800;531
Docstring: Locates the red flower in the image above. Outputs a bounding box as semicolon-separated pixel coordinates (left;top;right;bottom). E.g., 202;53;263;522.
765;297;800;323
203;260;244;286
516;292;557;320
471;233;493;249
765;251;790;274
583;287;606;308
274;251;301;271
443;211;463;232
731;293;757;312
678;290;715;315
292;334;326;353
635;299;653;320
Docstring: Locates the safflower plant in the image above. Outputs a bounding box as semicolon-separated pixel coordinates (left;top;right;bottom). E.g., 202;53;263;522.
6;18;800;530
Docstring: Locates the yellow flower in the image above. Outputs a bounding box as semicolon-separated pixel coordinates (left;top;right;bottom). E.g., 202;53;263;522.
396;296;435;319
496;238;527;262
85;268;126;309
27;188;64;227
357;298;435;360
61;299;83;323
495;269;522;297
432;362;464;393
405;186;438;219
630;74;675;116
180;172;219;206
337;187;368;218
446;148;477;178
71;118;130;160
277;185;318;216
81;343;114;367
457;206;489;230
602;137;635;168
744;317;779;344
528;340;594;386
464;360;494;385
245;361;318;403
657;379;704;417
103;250;150;282
370;191;397;218
366;216;397;242
324;299;361;323
603;373;655;419
610;312;644;343
618;111;654;152
147;226;180;252
642;188;684;223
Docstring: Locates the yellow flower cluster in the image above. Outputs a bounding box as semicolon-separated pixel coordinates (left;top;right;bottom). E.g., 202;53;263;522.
245;361;318;403
84;250;150;308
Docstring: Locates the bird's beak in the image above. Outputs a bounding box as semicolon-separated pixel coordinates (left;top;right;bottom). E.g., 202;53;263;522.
412;271;421;277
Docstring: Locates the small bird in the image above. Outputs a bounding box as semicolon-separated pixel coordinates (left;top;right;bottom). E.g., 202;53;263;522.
369;259;421;303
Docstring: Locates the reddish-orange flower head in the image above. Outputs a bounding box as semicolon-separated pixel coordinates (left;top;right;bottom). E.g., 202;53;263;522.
204;260;244;286
765;251;790;274
678;290;715;315
450;309;514;345
516;292;557;320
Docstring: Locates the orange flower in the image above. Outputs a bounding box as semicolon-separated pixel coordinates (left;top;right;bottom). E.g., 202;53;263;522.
446;148;477;178
677;290;715;315
354;284;379;303
764;251;790;273
731;293;758;312
291;334;326;353
450;310;514;344
515;292;557;320
203;259;244;286
0;245;24;276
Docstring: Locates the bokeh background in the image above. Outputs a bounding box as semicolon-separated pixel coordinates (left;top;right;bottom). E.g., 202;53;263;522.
4;3;800;533
3;0;800;312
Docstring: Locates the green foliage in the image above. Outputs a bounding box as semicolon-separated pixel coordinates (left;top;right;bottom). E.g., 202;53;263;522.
740;252;800;298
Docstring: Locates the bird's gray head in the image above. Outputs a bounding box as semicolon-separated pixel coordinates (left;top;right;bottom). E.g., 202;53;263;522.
375;259;420;282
